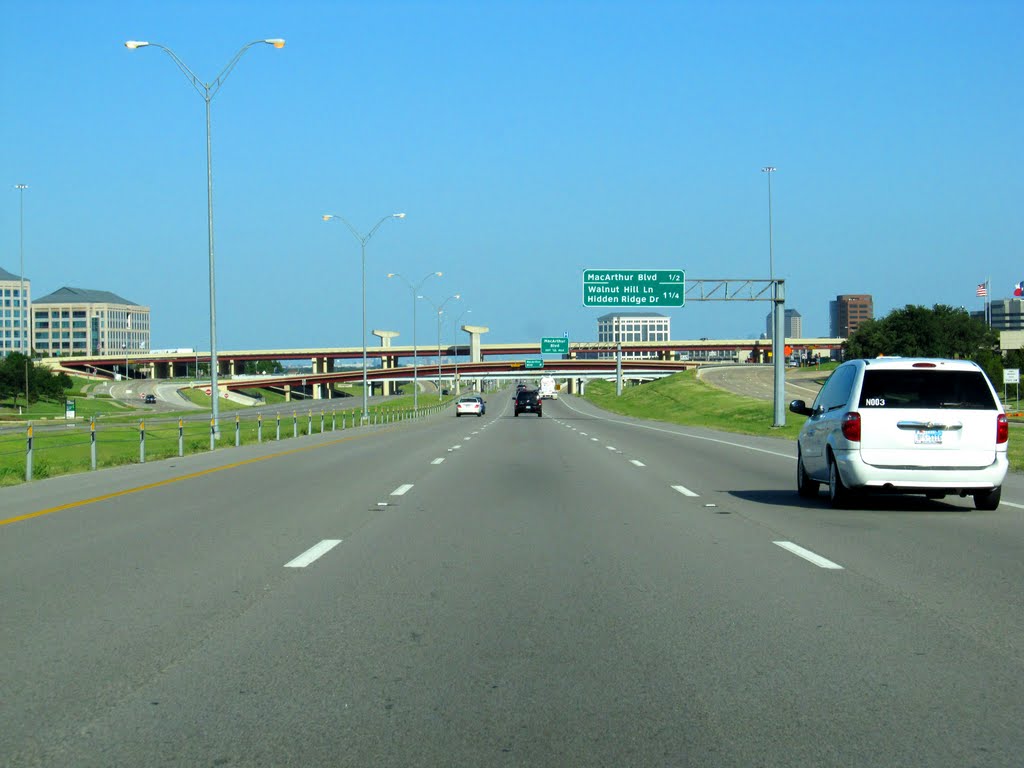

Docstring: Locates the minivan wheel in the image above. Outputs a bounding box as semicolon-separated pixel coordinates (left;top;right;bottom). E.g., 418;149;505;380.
797;451;820;499
973;486;1001;511
828;456;852;509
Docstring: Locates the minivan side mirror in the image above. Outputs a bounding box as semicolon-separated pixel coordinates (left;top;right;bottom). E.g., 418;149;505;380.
789;399;814;417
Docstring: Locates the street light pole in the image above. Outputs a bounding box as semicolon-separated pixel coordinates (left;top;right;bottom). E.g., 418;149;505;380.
388;271;441;412
14;184;28;402
762;165;784;427
126;38;285;437
323;213;406;422
419;294;460;400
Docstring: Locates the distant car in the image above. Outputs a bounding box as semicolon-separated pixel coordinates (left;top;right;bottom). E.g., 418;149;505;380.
455;396;483;417
143;394;157;404
514;389;542;417
471;395;486;415
789;357;1008;509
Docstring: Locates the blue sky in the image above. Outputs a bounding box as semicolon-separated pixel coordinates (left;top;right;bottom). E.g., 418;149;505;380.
2;0;1021;351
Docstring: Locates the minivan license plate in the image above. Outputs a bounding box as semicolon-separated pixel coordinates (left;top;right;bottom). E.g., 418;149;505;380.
915;429;943;445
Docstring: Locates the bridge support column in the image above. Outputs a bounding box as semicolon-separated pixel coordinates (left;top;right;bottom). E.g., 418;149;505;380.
373;330;400;396
310;357;329;400
463;324;489;363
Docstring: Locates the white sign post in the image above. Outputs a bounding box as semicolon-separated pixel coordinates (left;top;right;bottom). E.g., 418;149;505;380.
1004;368;1020;409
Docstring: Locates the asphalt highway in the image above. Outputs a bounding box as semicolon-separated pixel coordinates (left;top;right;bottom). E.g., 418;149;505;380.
2;392;1023;766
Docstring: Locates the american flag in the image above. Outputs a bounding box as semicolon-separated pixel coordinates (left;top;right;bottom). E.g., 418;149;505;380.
976;282;988;297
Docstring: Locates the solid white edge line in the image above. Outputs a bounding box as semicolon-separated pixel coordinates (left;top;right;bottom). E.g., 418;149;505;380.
285;539;342;568
391;484;414;496
1000;501;1024;509
431;458;445;465
558;397;794;460
672;485;699;497
773;541;843;570
630;459;645;467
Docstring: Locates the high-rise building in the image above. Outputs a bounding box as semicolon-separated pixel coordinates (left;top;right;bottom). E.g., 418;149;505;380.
765;308;802;339
0;265;31;355
830;294;873;338
32;287;150;357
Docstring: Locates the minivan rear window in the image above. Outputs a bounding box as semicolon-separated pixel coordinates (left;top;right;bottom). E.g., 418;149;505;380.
858;370;997;410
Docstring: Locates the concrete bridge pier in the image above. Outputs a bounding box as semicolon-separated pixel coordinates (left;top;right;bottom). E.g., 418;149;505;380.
464;324;489;364
373;330;400;396
310;356;334;399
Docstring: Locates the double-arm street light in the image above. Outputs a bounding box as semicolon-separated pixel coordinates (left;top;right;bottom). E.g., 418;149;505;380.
126;38;285;436
387;270;442;412
323;213;406;422
419;294;460;399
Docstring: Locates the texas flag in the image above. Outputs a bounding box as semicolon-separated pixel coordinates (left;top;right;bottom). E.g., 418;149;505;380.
1016;282;1024;297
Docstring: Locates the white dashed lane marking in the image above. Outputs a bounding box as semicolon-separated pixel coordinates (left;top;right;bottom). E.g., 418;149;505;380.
284;540;342;568
431;458;445;465
630;460;645;467
773;541;843;570
391;484;414;496
672;485;699;497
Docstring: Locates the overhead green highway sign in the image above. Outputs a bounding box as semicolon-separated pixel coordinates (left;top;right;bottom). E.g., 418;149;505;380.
541;337;569;354
582;268;685;308
524;359;544;369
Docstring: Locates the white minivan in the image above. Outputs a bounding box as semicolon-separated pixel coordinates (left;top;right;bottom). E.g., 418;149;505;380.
789;358;1008;509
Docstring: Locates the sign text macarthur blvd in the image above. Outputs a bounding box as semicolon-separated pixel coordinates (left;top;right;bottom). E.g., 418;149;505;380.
582;269;685;307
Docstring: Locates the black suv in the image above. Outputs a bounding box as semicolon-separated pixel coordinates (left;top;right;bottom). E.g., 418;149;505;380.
514;389;542;417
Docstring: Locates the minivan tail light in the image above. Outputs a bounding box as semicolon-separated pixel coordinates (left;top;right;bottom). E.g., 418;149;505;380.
997;414;1009;444
841;412;861;442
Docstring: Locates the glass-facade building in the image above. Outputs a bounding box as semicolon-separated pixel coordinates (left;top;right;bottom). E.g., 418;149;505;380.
0;266;31;355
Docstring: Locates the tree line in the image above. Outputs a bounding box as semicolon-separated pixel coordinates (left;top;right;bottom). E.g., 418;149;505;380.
0;353;73;408
842;304;1005;383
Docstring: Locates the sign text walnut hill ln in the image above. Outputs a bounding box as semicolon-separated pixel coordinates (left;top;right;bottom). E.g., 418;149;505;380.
582;269;686;308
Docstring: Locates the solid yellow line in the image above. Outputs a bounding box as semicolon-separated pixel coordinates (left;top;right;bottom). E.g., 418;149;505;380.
0;429;385;528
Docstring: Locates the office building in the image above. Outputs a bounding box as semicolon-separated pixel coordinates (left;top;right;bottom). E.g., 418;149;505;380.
972;299;1024;331
596;312;670;359
765;308;803;339
0;266;30;355
830;294;873;338
32;287;150;356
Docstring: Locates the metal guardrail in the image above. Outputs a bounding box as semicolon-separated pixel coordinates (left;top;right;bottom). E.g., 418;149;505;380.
1;399;454;485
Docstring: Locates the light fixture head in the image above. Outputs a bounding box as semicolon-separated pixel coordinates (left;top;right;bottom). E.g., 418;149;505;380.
393;212;406;219
125;40;149;49
264;38;286;49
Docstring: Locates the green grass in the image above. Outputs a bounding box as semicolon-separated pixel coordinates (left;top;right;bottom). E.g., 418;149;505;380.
582;371;802;440
582;370;1024;472
0;389;457;486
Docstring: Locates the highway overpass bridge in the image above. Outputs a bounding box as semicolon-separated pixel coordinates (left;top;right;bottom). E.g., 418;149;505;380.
42;336;843;400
